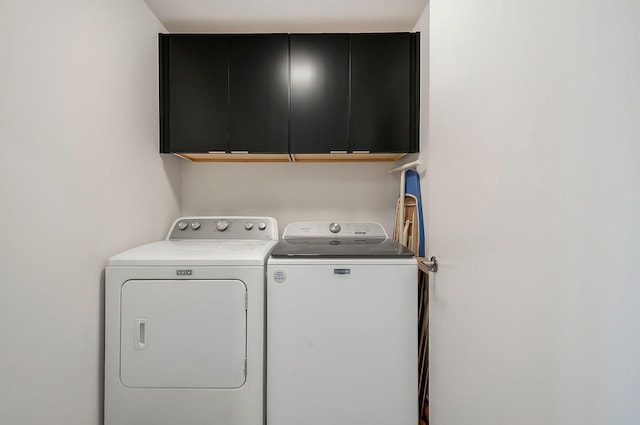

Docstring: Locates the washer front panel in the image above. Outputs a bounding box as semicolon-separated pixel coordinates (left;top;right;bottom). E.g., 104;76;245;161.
266;261;418;425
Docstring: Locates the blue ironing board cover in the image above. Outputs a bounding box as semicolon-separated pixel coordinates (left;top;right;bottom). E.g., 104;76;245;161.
405;169;425;257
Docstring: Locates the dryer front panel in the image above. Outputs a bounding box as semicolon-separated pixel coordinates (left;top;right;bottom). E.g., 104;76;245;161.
119;279;247;389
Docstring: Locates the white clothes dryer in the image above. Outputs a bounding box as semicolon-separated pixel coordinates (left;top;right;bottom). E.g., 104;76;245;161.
104;216;277;425
267;222;418;425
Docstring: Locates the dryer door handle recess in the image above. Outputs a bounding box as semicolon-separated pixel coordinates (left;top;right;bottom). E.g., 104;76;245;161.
135;318;147;350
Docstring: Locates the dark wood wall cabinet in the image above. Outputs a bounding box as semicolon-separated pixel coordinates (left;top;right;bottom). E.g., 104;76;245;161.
159;32;419;162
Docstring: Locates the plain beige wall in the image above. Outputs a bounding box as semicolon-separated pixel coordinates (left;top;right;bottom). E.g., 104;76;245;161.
426;0;640;424
0;0;181;423
180;161;406;237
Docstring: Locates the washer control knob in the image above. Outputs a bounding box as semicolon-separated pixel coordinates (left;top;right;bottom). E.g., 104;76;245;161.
245;222;254;230
178;221;188;230
216;220;229;231
329;222;341;233
258;222;267;231
191;221;201;230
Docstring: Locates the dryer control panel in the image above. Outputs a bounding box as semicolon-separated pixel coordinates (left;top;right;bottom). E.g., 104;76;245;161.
167;217;278;241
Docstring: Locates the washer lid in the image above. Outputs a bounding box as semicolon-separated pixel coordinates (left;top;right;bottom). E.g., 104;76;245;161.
270;237;414;258
272;221;414;258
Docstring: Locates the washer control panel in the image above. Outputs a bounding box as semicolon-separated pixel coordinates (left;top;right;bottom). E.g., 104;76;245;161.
282;222;388;239
167;217;278;241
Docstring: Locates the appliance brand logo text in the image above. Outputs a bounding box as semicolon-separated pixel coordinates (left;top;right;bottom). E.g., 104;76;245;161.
176;269;193;276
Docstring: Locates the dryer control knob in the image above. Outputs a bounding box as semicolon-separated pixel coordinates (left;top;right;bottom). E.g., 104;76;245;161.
216;220;229;231
258;222;267;231
178;221;188;230
191;221;201;230
329;222;341;233
245;222;254;230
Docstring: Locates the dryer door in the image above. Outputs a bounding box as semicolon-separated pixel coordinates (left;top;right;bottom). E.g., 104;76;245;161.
120;279;247;389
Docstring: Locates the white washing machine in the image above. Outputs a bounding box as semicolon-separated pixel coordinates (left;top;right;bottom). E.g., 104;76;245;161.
104;216;278;425
267;222;418;425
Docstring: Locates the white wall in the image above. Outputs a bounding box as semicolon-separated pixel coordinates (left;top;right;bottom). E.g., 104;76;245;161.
413;2;430;247
181;161;402;235
414;5;429;152
427;0;640;424
0;1;180;424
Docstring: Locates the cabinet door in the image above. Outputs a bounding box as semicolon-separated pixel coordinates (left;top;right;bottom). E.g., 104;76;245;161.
160;35;229;153
229;35;289;153
290;34;350;154
350;33;417;153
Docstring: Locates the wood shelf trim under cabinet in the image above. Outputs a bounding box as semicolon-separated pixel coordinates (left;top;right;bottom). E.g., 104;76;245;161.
292;153;406;162
174;152;407;162
175;153;292;162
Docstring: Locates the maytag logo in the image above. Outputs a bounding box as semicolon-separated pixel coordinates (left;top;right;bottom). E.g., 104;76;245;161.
176;269;193;276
